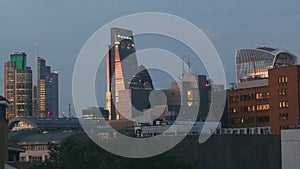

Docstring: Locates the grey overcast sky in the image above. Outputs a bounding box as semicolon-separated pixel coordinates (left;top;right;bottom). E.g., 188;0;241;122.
1;0;300;116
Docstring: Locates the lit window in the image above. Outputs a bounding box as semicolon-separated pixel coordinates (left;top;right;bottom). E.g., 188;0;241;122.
230;107;239;113
187;90;193;101
279;76;288;84
256;104;270;111
279;101;289;108
256;92;269;100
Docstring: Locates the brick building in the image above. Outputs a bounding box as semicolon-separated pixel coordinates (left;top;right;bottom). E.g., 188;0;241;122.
228;47;299;134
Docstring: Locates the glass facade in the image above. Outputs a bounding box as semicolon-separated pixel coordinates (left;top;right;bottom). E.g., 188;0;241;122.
10;52;27;70
107;28;154;120
45;71;59;118
36;57;59;118
236;47;297;83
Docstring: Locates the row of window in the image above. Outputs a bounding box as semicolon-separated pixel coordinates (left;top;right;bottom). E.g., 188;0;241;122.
279;101;289;108
231;116;270;124
230;93;270;103
230;101;289;113
278;89;288;96
23;145;48;151
278;76;288;84
230;104;270;113
231;113;289;125
230;88;289;103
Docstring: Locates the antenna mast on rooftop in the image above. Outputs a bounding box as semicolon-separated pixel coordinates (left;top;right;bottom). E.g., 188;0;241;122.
35;41;39;58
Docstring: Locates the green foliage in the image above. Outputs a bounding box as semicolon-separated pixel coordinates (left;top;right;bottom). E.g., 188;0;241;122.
32;134;198;169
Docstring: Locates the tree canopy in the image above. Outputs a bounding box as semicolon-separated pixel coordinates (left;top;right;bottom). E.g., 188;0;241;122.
33;134;198;169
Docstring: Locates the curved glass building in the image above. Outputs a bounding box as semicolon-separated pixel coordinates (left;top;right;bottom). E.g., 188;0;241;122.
236;47;297;83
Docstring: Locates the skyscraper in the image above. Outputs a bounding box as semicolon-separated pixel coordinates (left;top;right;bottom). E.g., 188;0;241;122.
36;57;49;117
36;57;59;118
46;70;59;118
5;52;33;119
106;28;154;120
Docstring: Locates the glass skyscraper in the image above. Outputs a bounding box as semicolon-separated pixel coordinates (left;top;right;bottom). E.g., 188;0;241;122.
106;28;154;120
36;57;59;118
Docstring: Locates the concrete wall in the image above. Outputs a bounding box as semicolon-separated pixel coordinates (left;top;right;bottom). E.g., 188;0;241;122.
281;129;300;169
171;135;281;169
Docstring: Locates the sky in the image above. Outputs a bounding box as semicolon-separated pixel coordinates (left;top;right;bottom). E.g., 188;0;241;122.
1;0;300;117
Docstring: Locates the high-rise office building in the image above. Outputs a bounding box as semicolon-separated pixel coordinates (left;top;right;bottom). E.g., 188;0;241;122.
46;70;59;118
106;28;154;120
4;52;33;119
36;57;59;118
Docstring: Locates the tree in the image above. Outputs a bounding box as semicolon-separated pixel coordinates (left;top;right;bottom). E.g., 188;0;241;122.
32;134;198;169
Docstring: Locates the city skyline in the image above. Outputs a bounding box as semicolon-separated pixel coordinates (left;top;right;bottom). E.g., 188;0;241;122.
1;0;300;116
3;52;59;119
1;1;300;168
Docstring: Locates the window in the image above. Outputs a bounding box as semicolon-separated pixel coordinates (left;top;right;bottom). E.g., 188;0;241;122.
279;101;289;108
256;92;269;100
187;91;193;101
230;96;239;103
187;102;193;107
241;106;255;112
230;107;239;113
278;89;288;96
187;91;194;107
231;118;244;124
240;94;254;101
278;76;288;84
279;113;288;120
256;104;270;111
256;116;270;123
246;117;255;124
280;125;289;130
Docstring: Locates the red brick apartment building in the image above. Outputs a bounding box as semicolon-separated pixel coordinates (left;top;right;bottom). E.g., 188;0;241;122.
228;47;299;134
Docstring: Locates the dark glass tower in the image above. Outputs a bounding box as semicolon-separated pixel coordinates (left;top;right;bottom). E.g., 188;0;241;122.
46;71;59;118
36;57;50;117
36;57;59;118
106;28;154;120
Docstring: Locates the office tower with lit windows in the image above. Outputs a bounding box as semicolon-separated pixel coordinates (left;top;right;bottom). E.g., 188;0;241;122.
4;52;33;119
106;28;154;120
228;47;299;134
36;57;59;118
36;57;49;117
